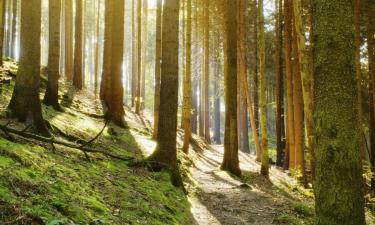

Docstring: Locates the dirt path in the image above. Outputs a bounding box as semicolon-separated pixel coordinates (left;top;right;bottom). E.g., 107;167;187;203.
187;145;311;225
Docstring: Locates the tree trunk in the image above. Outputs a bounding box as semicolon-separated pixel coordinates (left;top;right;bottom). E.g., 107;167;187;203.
153;0;162;139
252;0;259;140
283;0;294;170
182;0;192;153
101;0;125;127
64;0;73;81
135;0;142;114
131;0;137;107
44;0;61;110
0;0;6;66
147;0;182;187
73;0;83;90
275;0;284;167
222;0;241;177
141;0;148;110
313;0;365;223
191;0;198;134
367;0;375;192
293;0;315;180
94;0;100;98
203;0;210;143
7;0;49;136
10;0;16;59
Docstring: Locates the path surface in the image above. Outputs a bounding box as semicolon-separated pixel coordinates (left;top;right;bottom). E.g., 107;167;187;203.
187;145;305;225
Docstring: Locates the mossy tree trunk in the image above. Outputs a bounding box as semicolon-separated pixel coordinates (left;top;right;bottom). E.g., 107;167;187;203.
313;0;365;224
73;0;83;90
7;0;49;136
221;0;241;177
147;0;182;187
44;0;61;110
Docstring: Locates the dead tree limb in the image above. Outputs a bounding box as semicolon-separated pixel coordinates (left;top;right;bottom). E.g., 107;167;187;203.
0;123;134;162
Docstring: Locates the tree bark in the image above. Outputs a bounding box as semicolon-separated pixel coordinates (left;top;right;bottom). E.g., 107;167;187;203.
10;0;16;59
7;0;49;136
153;0;162;139
135;0;142;114
44;0;61;110
73;0;83;90
313;0;365;223
0;0;6;66
64;0;73;81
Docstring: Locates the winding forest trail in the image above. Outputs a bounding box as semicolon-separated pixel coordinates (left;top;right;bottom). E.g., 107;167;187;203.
186;145;313;225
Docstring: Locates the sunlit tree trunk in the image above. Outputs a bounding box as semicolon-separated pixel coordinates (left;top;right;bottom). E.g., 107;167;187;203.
252;0;259;140
94;0;100;97
7;0;49;136
101;0;126;127
44;0;61;110
182;0;192;153
283;0;294;170
141;0;148;110
153;0;162;139
293;0;315;179
131;0;137;107
148;0;182;187
64;0;73;81
222;0;241;177
135;0;142;114
10;0;16;59
73;0;83;89
313;0;365;223
0;0;5;66
203;0;210;143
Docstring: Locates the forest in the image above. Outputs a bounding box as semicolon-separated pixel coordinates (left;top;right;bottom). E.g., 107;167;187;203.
0;0;374;224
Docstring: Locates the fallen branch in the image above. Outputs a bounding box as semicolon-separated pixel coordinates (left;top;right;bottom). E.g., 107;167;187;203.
0;123;134;162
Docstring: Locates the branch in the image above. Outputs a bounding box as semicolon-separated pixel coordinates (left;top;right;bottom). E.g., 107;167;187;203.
0;123;134;162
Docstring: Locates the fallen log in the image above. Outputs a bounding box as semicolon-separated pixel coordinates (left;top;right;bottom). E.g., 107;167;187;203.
0;123;134;162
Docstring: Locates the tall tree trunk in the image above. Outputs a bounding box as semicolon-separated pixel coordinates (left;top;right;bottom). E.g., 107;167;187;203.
182;0;192;153
283;0;294;170
0;0;5;66
222;0;241;177
44;0;61;110
213;52;221;144
10;0;16;59
141;0;148;110
7;0;49;136
135;0;142;114
153;0;162;139
191;0;198;134
313;0;365;223
252;0;259;140
73;0;83;90
64;0;73;81
259;0;268;177
131;0;137;107
101;0;126;127
367;0;375;192
94;0;100;98
203;0;210;143
275;0;284;167
147;0;182;187
354;0;365;160
293;0;315;180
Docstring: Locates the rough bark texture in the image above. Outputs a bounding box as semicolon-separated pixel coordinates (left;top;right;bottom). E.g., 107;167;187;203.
73;0;83;90
252;0;259;140
222;0;241;177
313;0;365;224
64;0;74;81
147;0;182;187
44;0;61;110
101;0;126;127
7;0;49;136
182;0;192;153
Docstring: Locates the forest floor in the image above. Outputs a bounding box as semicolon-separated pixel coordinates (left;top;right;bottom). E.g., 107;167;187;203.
0;60;374;225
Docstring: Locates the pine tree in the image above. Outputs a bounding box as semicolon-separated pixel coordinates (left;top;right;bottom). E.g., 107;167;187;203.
0;0;5;66
64;0;73;81
73;0;83;90
153;0;162;139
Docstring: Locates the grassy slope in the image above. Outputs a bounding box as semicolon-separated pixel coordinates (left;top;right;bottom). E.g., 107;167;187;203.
0;61;191;225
